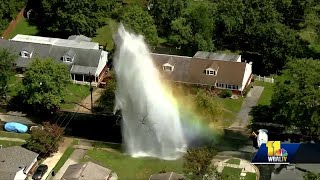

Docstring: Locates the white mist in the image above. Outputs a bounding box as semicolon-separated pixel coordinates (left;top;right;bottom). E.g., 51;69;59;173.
113;25;187;160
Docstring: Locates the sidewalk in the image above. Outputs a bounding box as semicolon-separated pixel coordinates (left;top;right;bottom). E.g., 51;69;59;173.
41;138;73;180
0;137;26;142
73;88;104;113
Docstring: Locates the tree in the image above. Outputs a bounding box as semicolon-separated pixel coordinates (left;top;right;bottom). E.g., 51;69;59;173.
271;59;320;138
19;58;70;113
120;6;159;46
304;172;320;180
149;0;190;37
169;1;216;52
194;89;223;123
183;147;221;180
28;0;105;37
0;49;17;101
25;122;64;157
94;71;116;113
0;0;25;31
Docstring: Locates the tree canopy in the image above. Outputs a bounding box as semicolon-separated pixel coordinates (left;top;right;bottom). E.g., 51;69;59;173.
0;49;17;101
25;122;64;157
18;58;70;113
120;5;159;46
251;59;320;139
28;0;113;37
0;0;25;32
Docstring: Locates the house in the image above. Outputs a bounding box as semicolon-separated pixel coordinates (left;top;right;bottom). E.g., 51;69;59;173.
0;34;109;87
151;51;252;95
0;146;39;180
271;164;320;180
61;161;118;180
149;172;186;180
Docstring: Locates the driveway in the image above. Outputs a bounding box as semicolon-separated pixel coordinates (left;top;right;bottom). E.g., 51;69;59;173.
230;86;264;129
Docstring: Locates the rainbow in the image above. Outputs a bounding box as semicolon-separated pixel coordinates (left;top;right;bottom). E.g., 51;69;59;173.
160;80;222;147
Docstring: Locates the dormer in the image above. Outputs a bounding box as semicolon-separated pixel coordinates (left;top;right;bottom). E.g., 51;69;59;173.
205;62;219;76
20;46;34;58
162;57;175;71
62;49;76;62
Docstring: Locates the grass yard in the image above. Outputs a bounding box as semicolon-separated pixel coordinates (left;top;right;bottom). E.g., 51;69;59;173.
226;158;241;165
60;84;91;109
0;130;31;140
8;17;38;39
216;97;243;113
84;149;183;180
92;18;118;51
253;81;274;105
52;139;78;173
7;76;23;97
244;172;257;180
221;166;242;179
0;140;25;147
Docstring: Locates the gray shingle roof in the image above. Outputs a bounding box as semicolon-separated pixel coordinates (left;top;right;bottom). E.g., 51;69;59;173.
0;39;103;75
61;161;113;180
0;146;38;174
64;49;76;58
151;53;246;86
194;51;240;62
22;45;34;53
70;65;97;75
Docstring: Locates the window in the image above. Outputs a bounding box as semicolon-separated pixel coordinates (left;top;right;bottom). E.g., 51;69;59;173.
163;65;173;71
227;84;232;89
21;51;31;58
206;69;216;76
63;56;73;62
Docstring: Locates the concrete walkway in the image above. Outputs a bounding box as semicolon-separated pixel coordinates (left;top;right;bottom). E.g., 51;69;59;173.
41;138;73;180
73;88;104;113
51;140;93;180
230;86;264;129
52;149;87;180
0;137;26;142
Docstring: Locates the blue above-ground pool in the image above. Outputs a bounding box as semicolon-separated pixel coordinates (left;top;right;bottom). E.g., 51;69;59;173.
4;122;28;133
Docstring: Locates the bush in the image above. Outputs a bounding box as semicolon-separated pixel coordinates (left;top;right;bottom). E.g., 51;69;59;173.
219;89;232;98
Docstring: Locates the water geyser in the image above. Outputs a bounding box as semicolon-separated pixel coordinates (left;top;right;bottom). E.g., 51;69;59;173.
113;25;187;160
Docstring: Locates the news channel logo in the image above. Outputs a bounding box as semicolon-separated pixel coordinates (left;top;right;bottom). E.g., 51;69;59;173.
251;140;301;164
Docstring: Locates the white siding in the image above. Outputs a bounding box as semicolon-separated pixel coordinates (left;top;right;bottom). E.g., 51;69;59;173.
240;62;252;91
95;51;109;77
236;55;241;62
14;169;26;180
24;157;38;174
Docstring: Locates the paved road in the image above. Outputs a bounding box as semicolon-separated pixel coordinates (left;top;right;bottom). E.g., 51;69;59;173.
0;137;26;142
230;86;264;129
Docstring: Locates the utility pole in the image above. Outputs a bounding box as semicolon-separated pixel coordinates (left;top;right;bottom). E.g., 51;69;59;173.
88;72;93;111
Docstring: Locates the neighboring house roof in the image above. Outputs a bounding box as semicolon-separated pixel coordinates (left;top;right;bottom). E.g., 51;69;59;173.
0;39;103;75
61;161;114;180
295;164;320;173
0;146;38;176
149;172;186;180
193;51;240;62
271;168;304;180
68;35;92;42
0;170;17;180
11;34;98;50
151;53;246;86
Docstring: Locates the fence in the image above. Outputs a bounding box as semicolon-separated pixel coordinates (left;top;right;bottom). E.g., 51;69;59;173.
255;75;274;83
1;7;25;39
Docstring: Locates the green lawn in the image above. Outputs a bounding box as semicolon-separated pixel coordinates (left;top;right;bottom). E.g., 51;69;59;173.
60;84;91;109
0;130;31;140
52;139;78;173
92;18;118;51
226;158;241;165
244;172;257;180
216;97;244;113
84;149;183;180
0;140;25;147
8;17;38;39
222;166;242;179
7;76;23;97
253;81;274;105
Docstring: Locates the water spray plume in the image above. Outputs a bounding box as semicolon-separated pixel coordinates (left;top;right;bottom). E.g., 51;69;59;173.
113;24;187;160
